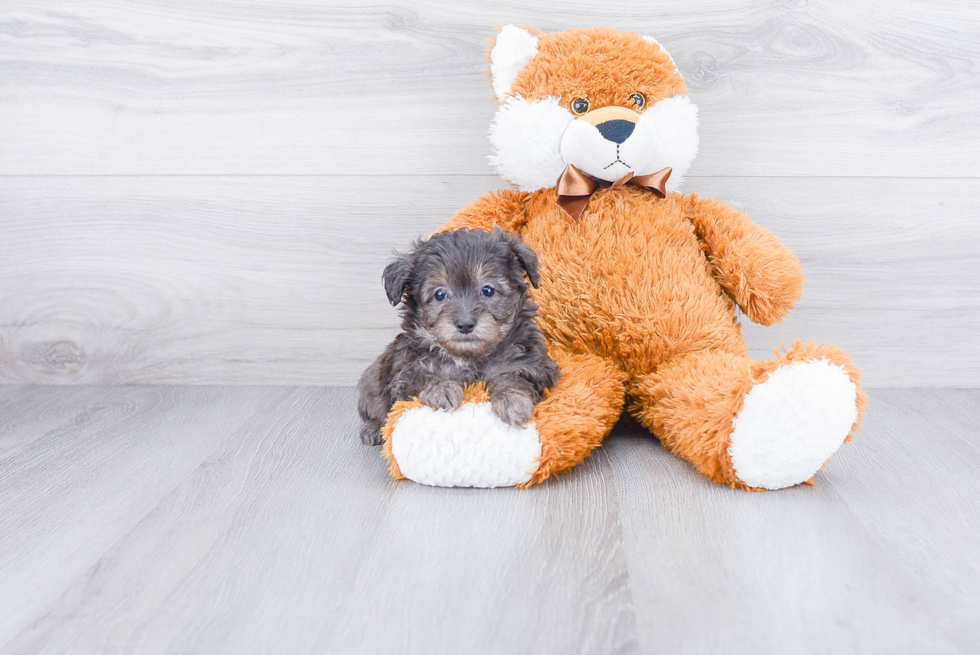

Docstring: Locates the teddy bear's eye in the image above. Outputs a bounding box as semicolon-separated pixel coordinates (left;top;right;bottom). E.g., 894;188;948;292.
630;92;646;109
571;97;590;115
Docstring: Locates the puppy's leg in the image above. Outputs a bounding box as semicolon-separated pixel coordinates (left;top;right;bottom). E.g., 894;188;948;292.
418;379;465;411
358;419;384;446
487;374;537;428
357;358;388;446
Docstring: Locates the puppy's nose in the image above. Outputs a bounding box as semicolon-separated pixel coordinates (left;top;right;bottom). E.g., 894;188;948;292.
596;119;635;144
455;318;476;334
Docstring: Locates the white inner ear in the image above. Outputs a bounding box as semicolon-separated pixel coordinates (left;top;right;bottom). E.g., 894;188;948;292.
642;35;677;69
491;25;539;100
489;95;574;192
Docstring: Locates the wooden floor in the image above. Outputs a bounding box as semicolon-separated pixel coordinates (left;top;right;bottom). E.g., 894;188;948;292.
0;386;976;654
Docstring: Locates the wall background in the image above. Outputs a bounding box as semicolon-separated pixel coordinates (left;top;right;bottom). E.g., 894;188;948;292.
1;0;977;387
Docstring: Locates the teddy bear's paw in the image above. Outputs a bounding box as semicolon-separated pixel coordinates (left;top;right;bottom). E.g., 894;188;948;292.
389;402;541;488
728;358;859;490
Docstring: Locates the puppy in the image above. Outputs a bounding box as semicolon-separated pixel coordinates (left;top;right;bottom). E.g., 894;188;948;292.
357;228;560;446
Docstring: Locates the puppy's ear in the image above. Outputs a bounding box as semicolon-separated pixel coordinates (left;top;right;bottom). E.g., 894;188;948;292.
495;227;540;289
513;241;540;288
382;253;413;306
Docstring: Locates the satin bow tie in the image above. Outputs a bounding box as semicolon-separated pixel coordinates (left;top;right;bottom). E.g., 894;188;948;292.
555;164;672;221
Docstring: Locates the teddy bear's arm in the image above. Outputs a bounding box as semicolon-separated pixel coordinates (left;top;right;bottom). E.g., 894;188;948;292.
683;194;804;326
435;189;530;234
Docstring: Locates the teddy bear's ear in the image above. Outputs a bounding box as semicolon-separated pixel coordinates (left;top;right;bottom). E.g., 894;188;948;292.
642;35;678;71
489;25;539;100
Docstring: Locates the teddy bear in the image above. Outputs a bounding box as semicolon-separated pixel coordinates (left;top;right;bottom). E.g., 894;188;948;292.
379;25;865;491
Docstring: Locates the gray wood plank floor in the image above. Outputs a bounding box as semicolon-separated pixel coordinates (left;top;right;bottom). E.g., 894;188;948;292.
0;386;977;654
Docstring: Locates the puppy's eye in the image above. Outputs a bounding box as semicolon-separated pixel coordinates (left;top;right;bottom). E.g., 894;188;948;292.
629;92;646;109
481;285;495;298
571;97;590;115
433;288;448;302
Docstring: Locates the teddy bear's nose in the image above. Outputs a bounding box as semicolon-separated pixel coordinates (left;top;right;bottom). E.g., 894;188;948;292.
595;119;636;144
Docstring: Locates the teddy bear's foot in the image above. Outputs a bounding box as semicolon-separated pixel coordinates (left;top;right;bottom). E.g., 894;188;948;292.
728;356;859;490
381;351;627;488
386;399;541;488
630;341;865;490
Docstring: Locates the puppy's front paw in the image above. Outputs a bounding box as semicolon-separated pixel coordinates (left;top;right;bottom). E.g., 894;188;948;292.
419;380;465;412
360;423;383;446
490;392;535;428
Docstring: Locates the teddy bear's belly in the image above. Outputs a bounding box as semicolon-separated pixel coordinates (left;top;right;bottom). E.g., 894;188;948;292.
522;197;744;366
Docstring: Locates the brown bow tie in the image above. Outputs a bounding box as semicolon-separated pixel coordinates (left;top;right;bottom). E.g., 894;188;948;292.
556;164;672;221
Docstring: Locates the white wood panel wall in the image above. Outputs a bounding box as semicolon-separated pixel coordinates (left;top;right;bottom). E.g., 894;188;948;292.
1;1;978;386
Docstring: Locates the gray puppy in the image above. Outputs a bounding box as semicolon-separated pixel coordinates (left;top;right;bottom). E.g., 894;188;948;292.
357;228;560;446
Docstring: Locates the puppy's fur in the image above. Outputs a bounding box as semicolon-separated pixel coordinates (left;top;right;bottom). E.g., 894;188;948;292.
358;228;560;446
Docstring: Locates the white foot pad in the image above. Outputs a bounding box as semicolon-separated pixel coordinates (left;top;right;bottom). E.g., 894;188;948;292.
390;402;541;488
728;359;858;490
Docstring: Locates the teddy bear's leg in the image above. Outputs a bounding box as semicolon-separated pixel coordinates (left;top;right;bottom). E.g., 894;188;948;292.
381;348;626;488
628;342;865;490
519;348;628;487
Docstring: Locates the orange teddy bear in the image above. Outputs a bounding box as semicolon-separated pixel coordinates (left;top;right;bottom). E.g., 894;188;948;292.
381;25;865;491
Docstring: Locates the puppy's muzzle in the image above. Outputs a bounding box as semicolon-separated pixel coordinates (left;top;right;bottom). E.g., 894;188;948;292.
580;106;640;144
455;318;476;334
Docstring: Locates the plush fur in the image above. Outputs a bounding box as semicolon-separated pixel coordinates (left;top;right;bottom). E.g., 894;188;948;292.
490;24;540;100
381;383;543;488
728;356;859;489
487;27;698;191
383;26;866;490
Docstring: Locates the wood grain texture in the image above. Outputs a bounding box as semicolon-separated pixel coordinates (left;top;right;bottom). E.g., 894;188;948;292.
1;0;977;385
0;385;289;643
0;385;107;461
1;175;977;386
605;391;980;654
0;386;978;653
320;440;635;655
1;386;637;655
0;0;978;176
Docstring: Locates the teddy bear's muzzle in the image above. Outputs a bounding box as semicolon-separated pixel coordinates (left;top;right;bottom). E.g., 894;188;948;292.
580;105;641;144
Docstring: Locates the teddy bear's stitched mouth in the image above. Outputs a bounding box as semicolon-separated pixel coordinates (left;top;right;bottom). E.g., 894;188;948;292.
603;159;630;170
602;144;631;170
